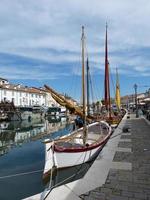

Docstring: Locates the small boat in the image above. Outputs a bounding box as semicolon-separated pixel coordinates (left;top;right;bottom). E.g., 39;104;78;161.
19;105;45;121
43;120;111;179
103;24;122;127
43;26;112;180
46;107;61;117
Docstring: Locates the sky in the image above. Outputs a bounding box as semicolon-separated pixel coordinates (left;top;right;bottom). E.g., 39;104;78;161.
0;0;150;101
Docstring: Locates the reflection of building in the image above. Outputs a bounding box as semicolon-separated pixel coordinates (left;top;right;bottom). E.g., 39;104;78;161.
0;131;16;156
14;126;46;142
0;117;68;156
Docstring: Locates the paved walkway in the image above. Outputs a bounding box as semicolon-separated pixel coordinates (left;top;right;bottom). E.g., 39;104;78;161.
80;114;150;200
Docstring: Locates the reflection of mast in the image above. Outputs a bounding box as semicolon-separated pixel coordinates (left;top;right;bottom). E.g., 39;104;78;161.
104;23;111;118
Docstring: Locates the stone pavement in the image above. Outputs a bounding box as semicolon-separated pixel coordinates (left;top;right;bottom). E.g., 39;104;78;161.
80;114;150;200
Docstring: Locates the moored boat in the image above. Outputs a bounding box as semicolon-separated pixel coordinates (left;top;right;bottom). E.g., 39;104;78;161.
43;120;111;179
103;24;122;127
43;26;112;181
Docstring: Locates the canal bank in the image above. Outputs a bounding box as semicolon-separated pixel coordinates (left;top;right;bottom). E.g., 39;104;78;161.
80;114;150;200
26;113;150;200
24;112;127;199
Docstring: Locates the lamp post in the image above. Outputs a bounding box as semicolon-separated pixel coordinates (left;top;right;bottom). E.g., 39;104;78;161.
134;84;138;118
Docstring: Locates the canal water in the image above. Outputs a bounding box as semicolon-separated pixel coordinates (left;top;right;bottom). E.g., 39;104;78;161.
0;117;73;200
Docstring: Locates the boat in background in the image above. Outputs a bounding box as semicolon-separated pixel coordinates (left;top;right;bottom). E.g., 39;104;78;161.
46;107;61;117
115;68;121;110
4;104;45;121
103;24;122;127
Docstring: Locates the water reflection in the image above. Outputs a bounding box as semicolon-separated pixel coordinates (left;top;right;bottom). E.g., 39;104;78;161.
0;116;100;200
0;116;75;200
0;117;70;156
42;158;96;200
44;159;94;187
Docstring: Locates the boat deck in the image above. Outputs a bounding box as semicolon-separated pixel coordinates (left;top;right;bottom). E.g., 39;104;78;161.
55;122;109;147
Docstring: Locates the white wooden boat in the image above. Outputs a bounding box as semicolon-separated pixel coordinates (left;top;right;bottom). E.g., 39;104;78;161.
43;120;111;179
43;26;112;180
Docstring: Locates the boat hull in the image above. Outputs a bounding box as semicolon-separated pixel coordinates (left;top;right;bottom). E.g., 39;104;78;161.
43;121;112;179
43;142;105;178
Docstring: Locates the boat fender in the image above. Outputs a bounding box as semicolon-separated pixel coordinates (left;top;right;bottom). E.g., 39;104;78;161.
123;126;130;133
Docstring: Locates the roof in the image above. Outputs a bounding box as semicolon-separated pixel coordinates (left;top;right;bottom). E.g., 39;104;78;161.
0;84;46;95
143;97;150;102
0;77;8;81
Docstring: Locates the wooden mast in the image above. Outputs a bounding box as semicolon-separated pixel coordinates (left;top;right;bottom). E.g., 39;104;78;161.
82;26;87;144
104;23;111;118
86;57;90;116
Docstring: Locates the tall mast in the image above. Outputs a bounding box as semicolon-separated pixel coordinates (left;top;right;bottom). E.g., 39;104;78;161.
86;57;90;116
81;26;87;144
104;23;111;118
115;67;121;110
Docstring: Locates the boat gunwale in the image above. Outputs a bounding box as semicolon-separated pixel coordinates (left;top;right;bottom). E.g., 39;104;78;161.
53;121;112;153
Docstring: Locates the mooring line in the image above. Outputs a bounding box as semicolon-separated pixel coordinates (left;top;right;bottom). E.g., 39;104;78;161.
0;169;43;179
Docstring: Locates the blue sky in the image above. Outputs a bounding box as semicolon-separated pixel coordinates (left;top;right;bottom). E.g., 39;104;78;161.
0;0;150;101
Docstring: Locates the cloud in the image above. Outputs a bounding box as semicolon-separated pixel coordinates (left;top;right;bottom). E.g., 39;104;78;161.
0;0;150;84
0;52;70;80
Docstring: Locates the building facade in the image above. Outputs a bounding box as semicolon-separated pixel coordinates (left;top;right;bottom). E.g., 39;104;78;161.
0;78;58;107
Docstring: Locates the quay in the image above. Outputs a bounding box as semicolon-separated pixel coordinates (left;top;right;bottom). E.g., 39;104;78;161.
25;113;150;200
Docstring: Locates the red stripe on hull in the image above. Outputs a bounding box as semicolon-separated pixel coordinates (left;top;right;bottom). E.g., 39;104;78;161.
54;133;112;153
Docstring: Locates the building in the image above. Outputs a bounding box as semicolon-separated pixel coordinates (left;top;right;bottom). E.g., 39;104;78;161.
0;78;58;107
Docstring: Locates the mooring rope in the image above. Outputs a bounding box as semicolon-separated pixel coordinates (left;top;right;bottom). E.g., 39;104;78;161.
0;169;43;179
43;160;90;200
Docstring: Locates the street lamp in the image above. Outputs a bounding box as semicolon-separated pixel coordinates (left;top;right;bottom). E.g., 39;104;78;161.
134;84;138;118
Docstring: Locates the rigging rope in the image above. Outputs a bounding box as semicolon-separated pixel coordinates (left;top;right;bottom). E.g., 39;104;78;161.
109;66;116;99
89;74;95;104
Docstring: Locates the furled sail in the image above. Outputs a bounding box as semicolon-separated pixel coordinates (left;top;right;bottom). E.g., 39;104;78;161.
44;84;92;122
104;24;111;118
115;68;121;109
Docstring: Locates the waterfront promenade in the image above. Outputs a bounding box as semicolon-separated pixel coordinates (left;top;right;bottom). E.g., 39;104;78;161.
25;113;150;200
80;114;150;200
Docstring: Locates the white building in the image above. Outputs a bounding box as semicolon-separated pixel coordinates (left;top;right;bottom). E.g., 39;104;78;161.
0;78;58;107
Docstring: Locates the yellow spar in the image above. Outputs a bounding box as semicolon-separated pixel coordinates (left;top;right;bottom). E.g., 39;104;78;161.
115;68;121;109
